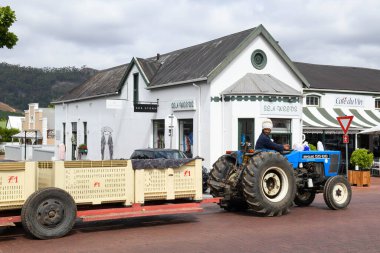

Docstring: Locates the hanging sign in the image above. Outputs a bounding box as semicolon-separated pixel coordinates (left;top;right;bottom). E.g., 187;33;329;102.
336;116;354;135
343;134;349;144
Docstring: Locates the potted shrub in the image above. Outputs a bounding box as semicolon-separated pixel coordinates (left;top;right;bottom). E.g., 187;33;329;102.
349;148;373;187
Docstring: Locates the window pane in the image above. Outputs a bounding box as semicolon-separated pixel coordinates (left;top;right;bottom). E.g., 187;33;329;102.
153;120;165;148
133;73;139;103
306;96;319;106
271;118;292;146
238;118;254;148
179;119;193;158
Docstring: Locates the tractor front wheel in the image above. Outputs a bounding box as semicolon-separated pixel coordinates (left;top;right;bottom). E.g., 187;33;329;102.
323;176;352;210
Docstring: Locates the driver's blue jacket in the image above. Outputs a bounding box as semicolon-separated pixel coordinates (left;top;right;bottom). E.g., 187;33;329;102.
255;132;284;152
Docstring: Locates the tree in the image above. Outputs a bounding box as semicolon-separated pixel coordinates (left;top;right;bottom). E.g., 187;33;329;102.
0;127;19;142
0;5;18;49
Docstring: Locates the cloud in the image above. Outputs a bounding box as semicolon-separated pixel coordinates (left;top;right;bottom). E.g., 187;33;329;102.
1;0;380;70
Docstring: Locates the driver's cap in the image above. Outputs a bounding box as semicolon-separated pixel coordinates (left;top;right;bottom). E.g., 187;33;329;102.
262;118;273;129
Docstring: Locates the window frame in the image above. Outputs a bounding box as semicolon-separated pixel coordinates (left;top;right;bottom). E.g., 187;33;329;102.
133;73;139;104
305;95;320;107
375;98;380;109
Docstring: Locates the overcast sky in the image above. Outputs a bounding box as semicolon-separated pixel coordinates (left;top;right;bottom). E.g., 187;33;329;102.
1;0;380;70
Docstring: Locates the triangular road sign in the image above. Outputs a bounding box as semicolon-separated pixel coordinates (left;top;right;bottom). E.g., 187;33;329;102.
337;116;354;134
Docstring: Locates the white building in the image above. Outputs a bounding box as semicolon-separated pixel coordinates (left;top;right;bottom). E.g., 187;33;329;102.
53;25;309;167
296;62;380;165
6;116;23;131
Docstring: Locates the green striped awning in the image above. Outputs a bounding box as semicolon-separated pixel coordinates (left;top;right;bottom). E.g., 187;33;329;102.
303;107;380;133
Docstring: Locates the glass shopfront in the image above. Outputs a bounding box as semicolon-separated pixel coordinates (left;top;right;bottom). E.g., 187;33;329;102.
179;119;193;158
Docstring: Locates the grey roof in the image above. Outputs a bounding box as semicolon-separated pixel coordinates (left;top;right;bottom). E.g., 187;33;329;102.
136;57;161;83
54;64;128;103
145;27;256;86
222;73;302;96
13;130;42;139
54;25;309;103
295;62;380;92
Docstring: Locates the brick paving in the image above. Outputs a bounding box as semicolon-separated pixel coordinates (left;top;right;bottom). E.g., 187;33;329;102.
1;177;380;253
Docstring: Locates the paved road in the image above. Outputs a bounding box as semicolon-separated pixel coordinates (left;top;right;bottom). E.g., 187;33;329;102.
1;178;380;253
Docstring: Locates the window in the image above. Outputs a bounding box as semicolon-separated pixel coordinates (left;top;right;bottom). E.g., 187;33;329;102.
153;120;165;148
306;95;320;106
251;49;267;70
71;122;77;160
133;73;139;104
63;123;66;145
238;118;255;149
271;118;292;147
83;122;87;145
376;99;380;109
179;119;193;158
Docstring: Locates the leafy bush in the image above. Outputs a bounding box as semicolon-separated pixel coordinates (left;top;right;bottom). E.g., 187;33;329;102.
0;127;20;142
350;148;374;170
308;143;317;151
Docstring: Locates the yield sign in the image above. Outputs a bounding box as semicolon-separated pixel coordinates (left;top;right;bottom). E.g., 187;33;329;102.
337;116;354;134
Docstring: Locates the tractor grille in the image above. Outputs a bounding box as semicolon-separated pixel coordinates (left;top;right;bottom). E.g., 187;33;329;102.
329;154;339;173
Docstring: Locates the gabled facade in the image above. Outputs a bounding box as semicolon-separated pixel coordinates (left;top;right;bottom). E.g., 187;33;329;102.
6;116;23;131
53;25;308;167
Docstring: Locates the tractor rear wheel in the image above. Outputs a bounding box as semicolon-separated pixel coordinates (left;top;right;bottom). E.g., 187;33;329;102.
208;155;235;197
323;176;352;210
294;190;316;207
243;152;296;216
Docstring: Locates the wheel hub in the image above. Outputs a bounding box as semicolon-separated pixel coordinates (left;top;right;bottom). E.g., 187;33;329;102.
260;166;289;203
37;200;64;227
263;172;281;197
332;183;348;204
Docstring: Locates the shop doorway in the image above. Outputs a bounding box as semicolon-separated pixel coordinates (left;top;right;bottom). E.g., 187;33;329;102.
153;120;165;148
179;119;193;158
238;118;255;149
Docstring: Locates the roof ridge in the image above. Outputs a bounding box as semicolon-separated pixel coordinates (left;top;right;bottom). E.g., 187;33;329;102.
145;27;256;61
295;61;380;72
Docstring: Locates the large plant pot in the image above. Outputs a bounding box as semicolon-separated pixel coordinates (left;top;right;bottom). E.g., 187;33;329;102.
348;170;370;187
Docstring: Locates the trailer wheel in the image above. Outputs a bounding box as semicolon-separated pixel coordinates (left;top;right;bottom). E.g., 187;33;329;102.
208;155;235;197
21;187;77;239
323;176;352;210
294;190;316;207
243;152;296;216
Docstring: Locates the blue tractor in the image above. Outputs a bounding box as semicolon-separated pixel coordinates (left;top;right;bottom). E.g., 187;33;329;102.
207;143;352;216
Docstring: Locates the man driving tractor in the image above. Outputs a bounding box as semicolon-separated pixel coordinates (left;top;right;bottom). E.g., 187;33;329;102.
255;118;290;152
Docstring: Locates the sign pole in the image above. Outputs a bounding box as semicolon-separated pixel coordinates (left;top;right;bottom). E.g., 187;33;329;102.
337;116;354;178
345;142;348;178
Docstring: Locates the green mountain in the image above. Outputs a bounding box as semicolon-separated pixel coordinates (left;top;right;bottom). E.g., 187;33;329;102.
0;62;97;111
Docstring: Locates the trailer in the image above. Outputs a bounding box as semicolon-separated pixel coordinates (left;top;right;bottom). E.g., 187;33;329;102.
0;158;218;239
